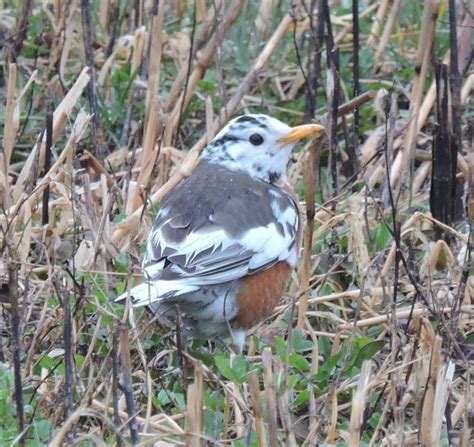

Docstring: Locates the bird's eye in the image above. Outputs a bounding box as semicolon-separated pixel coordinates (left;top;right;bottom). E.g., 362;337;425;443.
249;133;264;146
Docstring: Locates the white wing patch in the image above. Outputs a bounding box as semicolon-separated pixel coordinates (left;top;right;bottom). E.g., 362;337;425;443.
241;223;293;269
116;196;299;306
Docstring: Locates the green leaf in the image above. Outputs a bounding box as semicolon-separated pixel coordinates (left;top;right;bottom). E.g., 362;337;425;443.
198;79;218;92
32;419;53;442
313;348;345;382
154;389;171;406
374;223;391;250
353;340;386;368
230;356;248;384
289;353;310;372
291;329;314;353
187;349;214;367
115;281;126;295
287;374;300;390
204;390;225;411
293;390;310;408
203;407;225;438
39;355;55;369
274;336;287;360
170;392;185;409
74;355;85;369
94;289;107;304
214;354;234;381
115;252;128;274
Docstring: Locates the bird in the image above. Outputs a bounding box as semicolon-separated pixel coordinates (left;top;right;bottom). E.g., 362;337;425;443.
116;114;324;351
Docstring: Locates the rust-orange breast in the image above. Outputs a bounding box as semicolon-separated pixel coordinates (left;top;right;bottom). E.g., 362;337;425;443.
235;261;293;329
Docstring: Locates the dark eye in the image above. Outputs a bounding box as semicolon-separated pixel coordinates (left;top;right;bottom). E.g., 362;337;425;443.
249;133;264;146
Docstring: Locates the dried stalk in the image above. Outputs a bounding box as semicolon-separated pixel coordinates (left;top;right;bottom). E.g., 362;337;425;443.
112;7;300;246
163;0;244;146
186;361;203;447
326;48;340;201
348;361;372;446
144;0;165;129
262;348;278;446
164;0;224;114
119;324;139;443
248;371;267;447
63;286;74;420
374;0;402;65
81;0;105;160
416;12;472;138
3;63;18;181
337;305;472;330
41;112;53;226
399;1;439;194
9;259;25;447
366;0;390;47
13;67;90;202
5;111;91;221
297;133;324;328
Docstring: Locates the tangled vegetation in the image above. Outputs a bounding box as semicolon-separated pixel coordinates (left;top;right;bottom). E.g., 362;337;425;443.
0;0;473;445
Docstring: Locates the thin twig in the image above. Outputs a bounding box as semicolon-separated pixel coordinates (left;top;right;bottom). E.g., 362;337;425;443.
41;111;53;226
9;258;25;447
350;0;360;176
81;0;105;161
119;324;139;444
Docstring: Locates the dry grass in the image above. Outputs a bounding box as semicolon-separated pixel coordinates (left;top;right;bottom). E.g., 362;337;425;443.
0;1;473;445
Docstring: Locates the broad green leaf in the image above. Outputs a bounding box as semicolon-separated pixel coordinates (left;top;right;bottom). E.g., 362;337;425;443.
289;353;310;372
214;355;234;381
293;390;311;408
353;340;386;367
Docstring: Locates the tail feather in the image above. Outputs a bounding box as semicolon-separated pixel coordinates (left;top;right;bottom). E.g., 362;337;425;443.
115;282;161;307
115;280;200;307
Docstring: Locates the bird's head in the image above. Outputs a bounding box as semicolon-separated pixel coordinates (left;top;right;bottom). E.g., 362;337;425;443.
201;114;324;184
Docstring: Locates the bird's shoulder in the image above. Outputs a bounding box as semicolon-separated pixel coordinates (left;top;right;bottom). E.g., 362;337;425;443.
155;161;298;240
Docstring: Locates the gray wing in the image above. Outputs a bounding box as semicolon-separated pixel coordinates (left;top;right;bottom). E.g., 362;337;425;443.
119;162;299;306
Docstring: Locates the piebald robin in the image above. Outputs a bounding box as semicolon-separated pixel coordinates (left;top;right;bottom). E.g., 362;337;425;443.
117;114;324;350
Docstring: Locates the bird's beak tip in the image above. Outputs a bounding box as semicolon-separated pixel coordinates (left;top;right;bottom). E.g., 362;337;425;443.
279;123;325;144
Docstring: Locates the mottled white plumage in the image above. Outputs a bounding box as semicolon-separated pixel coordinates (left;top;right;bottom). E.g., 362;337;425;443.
202;115;295;183
116;114;324;346
137;206;298;303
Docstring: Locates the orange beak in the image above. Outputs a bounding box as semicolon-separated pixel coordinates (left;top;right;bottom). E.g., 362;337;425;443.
278;123;325;144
